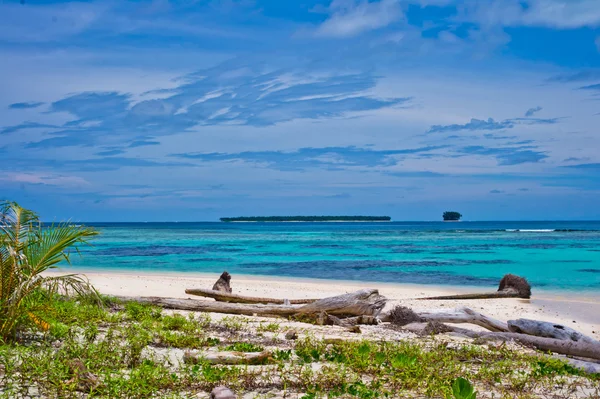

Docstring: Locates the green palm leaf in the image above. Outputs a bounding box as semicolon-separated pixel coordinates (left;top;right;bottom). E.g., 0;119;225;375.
0;200;99;341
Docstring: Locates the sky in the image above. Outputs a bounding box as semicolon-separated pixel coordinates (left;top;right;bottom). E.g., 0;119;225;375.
1;0;600;222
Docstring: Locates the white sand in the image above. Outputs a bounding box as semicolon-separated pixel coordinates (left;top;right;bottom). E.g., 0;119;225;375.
45;270;600;339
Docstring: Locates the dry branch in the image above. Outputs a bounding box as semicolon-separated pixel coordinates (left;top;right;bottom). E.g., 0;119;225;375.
508;319;600;345
184;350;272;365
419;274;532;300
473;332;600;361
382;306;509;332
185;287;316;305
115;289;386;319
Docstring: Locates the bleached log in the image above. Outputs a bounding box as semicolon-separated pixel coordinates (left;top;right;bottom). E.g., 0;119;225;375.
184;350;272;365
420;274;532;300
185;288;316;305
508;319;600;345
115;296;299;316
559;357;600;374
327;314;379;327
472;332;600;360
381;306;509;332
297;289;386;317
210;386;236;399
115;289;386;319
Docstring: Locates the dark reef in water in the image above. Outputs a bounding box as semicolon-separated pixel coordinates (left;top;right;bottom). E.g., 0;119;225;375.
220;216;391;222
578;268;600;274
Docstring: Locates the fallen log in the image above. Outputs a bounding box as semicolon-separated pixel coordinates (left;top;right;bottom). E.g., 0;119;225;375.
419;274;531;300
382;306;509;332
327;314;379;327
298;289;386;317
472;332;600;361
508;319;600;345
184;350;272;365
399;322;600;373
114;289;386;319
559;357;600;375
185;287;317;305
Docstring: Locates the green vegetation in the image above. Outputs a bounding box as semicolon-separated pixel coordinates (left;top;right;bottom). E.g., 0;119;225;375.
0;200;98;342
443;211;462;221
1;295;597;398
1;202;598;398
220;216;392;222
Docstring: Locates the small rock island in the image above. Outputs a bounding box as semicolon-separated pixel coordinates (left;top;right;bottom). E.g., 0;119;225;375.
220;216;392;222
442;211;462;221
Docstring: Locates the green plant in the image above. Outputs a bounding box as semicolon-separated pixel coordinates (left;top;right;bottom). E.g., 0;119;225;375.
0;200;98;342
451;377;476;399
256;322;280;333
224;342;264;352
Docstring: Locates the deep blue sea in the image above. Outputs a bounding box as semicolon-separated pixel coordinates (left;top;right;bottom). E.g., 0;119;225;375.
69;221;600;292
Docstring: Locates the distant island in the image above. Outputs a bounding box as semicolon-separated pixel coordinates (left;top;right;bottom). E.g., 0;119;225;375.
443;211;462;221
220;216;392;222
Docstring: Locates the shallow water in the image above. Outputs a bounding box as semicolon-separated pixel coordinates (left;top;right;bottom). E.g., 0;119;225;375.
69;221;600;292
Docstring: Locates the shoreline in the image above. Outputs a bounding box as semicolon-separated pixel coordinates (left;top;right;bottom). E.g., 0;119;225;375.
59;266;600;300
45;269;600;338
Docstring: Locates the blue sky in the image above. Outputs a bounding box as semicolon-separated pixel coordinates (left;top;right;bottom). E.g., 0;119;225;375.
1;0;600;221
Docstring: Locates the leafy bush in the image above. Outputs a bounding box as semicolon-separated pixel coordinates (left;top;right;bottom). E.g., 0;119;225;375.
0;201;98;342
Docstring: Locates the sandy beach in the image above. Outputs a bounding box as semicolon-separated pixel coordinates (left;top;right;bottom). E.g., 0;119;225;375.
46;269;600;338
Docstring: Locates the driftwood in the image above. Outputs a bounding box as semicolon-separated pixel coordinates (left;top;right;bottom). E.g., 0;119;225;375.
420;274;532;300
115;289;386;319
212;271;232;294
185;287;317;305
297;289;386;317
472;332;600;361
327;314;379;327
382;306;509;332
508;319;600;345
184;350;272;365
560;357;600;374
210;386;236;399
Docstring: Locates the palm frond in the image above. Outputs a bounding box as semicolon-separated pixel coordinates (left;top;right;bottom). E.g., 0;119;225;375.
0;201;39;249
24;223;98;275
0;201;99;341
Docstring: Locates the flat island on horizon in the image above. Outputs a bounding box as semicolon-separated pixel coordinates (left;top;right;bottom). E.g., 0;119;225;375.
220;215;392;222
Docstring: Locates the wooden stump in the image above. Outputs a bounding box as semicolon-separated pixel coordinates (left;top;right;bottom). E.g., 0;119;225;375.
212;271;232;294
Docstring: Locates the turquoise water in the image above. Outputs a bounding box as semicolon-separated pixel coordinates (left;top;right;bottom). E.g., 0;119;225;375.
70;221;600;292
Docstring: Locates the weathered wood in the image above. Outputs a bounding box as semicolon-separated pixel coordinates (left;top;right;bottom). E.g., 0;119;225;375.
420;274;532;300
418;291;521;300
508;319;600;345
472;332;600;360
185;287;317;305
115;289;386;319
184;350;272;365
212;271;232;294
297;289;386;317
381;306;509;332
210;386;236;399
559;357;600;374
115;296;299;316
328;314;379;327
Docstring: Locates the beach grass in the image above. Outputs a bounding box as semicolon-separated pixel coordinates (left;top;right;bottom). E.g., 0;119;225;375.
1;296;598;398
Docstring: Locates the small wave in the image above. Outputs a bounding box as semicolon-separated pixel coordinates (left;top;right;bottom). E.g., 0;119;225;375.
505;229;555;232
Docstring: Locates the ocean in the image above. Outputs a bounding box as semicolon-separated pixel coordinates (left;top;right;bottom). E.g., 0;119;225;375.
70;221;600;293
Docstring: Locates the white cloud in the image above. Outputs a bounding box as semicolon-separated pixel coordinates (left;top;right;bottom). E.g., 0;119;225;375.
1;172;89;187
462;0;600;29
315;0;403;38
